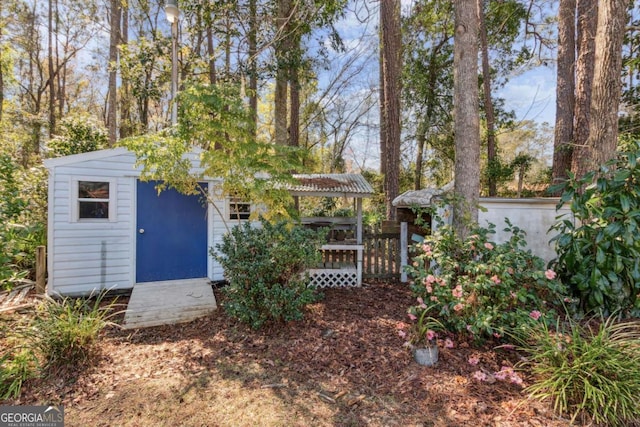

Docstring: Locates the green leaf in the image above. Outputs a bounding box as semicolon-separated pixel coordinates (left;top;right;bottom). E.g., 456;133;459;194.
621;194;631;213
596;248;606;266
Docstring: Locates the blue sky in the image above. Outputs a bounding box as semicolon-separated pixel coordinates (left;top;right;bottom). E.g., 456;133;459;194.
498;66;557;125
320;0;558;171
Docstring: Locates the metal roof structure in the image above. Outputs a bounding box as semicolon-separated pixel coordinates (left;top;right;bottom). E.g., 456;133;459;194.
392;181;454;207
287;173;374;198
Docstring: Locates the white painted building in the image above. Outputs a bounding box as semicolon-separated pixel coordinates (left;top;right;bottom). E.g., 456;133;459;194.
44;147;235;296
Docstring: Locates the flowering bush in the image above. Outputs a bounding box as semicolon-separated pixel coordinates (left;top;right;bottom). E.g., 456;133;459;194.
405;220;568;341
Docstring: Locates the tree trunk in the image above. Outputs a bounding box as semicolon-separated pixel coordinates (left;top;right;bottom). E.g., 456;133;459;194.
289;64;300;147
478;0;497;196
414;122;426;190
551;0;577;189
0;1;4;124
224;8;231;76
48;0;56;136
381;0;402;221
582;0;627;175
206;26;217;85
0;49;3;123
379;11;387;177
571;0;597;180
107;0;120;145
274;0;291;145
248;0;257;137
120;2;132;138
453;0;480;238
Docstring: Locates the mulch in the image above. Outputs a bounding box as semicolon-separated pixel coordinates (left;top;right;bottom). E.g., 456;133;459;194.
6;280;571;426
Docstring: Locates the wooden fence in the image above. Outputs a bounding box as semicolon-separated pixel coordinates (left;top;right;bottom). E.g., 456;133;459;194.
317;227;403;280
362;227;402;280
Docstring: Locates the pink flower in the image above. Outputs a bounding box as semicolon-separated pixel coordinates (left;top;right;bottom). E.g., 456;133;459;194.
490;275;501;284
484;242;494;250
494;370;508;381
425;274;436;284
468;355;480;366
453;303;464;312
545;269;557;280
510;373;523;386
452;285;463;298
417;297;427;309
408;312;417;321
426;285;433;294
437;278;447;287
529;310;542;320
422;244;433;256
473;370;487;381
426;330;436;341
430;296;439;302
444;338;455;348
397;330;406;338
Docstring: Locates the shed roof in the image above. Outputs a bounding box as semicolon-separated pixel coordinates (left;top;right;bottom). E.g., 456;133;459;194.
392;181;454;207
287;174;374;198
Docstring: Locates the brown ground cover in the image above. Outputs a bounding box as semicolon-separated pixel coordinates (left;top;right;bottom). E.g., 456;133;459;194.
4;281;571;426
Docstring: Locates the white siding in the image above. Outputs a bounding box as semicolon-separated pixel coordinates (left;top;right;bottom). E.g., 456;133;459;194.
209;183;228;281
478;198;572;262
46;149;224;296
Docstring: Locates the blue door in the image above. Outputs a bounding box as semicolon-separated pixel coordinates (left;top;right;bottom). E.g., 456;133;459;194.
136;181;208;283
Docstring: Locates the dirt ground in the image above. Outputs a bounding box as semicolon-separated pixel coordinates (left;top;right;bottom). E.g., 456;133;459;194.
5;281;572;426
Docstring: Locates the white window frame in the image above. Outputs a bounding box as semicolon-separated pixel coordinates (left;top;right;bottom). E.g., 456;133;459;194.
227;197;252;221
70;177;117;223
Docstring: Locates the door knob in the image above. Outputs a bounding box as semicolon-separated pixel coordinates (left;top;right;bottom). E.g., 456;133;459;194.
139;228;145;234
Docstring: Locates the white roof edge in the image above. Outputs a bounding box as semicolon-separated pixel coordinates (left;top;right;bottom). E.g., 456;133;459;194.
43;147;131;168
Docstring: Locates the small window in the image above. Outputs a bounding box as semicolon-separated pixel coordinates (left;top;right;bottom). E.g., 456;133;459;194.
78;181;110;219
229;198;251;221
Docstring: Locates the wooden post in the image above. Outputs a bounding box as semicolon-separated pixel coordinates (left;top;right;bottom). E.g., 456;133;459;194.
400;221;408;282
36;245;46;294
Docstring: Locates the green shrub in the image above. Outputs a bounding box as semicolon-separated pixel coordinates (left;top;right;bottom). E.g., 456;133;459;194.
405;219;568;341
550;141;640;317
518;316;640;425
24;294;117;369
0;349;38;400
0;156;47;291
213;218;325;329
47;114;107;157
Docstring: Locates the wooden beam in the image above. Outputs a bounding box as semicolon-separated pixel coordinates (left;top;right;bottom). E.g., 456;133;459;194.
36;245;46;294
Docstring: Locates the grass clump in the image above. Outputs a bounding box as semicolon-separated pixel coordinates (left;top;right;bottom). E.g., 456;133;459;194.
26;294;118;369
0;292;118;399
518;315;640;425
0;349;38;400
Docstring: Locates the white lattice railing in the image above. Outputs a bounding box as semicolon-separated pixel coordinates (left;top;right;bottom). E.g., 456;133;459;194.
307;269;359;288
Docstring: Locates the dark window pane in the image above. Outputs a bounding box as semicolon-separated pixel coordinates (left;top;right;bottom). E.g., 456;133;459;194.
79;181;109;199
79;201;109;219
230;202;250;220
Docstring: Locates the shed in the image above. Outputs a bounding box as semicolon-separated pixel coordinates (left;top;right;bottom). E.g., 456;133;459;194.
392;185;570;262
44;149;376;296
44;147;232;297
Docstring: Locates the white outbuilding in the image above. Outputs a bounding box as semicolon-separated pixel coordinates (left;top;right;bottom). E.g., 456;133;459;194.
43;147;237;297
